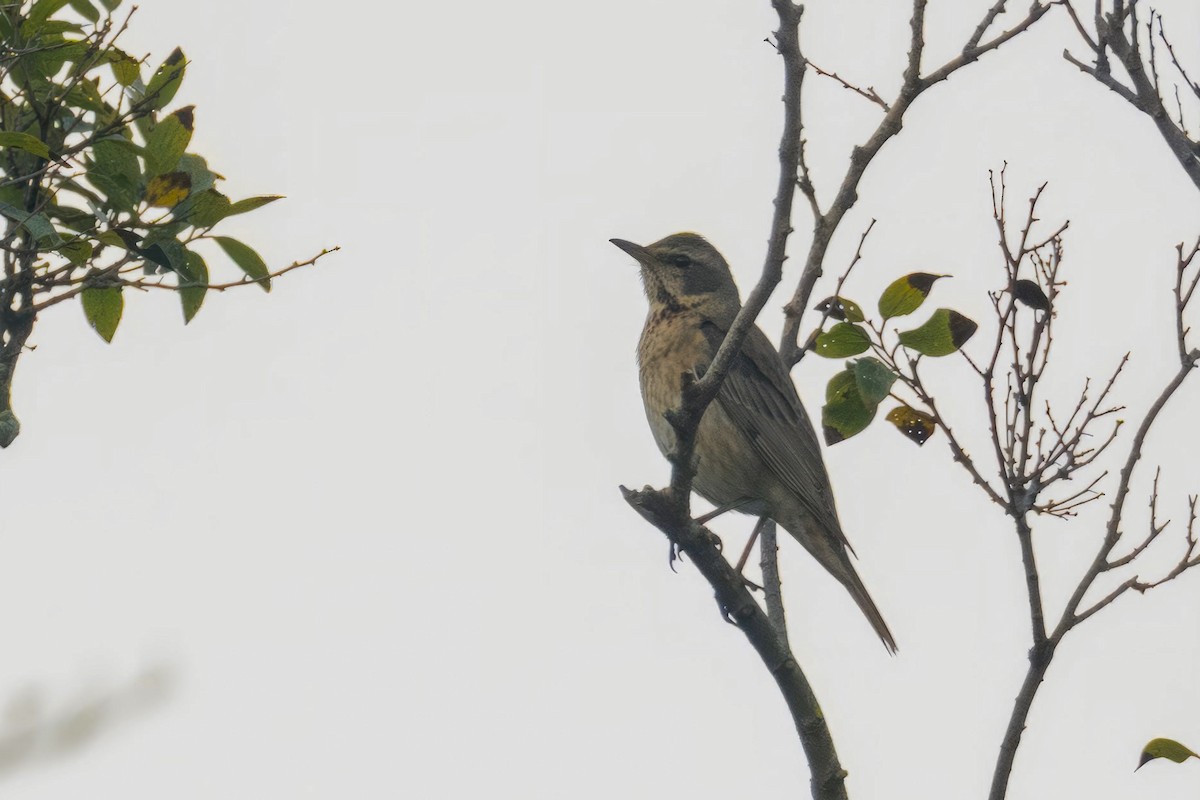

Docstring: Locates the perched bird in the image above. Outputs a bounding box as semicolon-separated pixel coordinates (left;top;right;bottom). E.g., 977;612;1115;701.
612;232;897;653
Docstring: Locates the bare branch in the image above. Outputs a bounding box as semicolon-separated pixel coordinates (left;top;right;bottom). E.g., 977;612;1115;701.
805;59;890;111
778;5;1054;365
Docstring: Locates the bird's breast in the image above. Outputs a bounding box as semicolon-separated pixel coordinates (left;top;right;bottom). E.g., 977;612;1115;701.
637;308;712;456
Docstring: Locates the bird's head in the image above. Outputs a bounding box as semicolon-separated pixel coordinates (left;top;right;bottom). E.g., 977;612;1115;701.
610;233;741;316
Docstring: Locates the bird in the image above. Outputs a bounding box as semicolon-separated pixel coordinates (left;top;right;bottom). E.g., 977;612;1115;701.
611;232;897;653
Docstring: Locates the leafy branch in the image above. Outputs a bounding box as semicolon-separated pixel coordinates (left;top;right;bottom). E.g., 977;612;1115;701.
0;0;331;447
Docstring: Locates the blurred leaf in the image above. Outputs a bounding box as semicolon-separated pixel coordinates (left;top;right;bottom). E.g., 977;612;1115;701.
822;370;875;445
850;357;896;406
47;204;97;232
814;295;864;323
0;202;61;244
144;47;186;109
815;322;870;358
96;230;125;249
898;308;978;357
0;410;19;449
25;0;71;29
176;153;219;194
98;0;121;9
66;0;100;22
81;285;123;342
54;239;93;266
227;195;283;216
180;250;207;323
1138;738;1199;770
878;272;947;319
143;106;193;177
0;132;51;160
1014;279;1050;311
144;171;190;207
141;235;185;273
185;189;231;228
215;236;271;292
62;77;107;114
885;405;936;446
88;138;141;210
108;228;173;270
111;52;139;86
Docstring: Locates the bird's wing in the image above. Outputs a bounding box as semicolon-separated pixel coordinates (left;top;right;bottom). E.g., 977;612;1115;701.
701;319;851;550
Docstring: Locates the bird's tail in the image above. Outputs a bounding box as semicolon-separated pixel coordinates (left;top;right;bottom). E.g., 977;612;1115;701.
780;517;898;654
836;560;898;655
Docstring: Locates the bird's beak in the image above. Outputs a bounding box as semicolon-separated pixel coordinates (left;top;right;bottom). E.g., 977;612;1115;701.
610;238;652;264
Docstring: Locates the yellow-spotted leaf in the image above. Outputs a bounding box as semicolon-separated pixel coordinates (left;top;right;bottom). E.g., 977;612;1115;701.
145;47;186;110
815;322;870;358
814;296;864;323
878;272;947;319
1137;738;1199;770
144;171;191;207
81;285;123;343
822;370;875;445
144;106;194;177
898;308;978;357
885;404;936;446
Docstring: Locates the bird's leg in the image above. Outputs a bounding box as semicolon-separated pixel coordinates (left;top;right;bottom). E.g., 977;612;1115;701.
734;516;770;591
694;497;752;525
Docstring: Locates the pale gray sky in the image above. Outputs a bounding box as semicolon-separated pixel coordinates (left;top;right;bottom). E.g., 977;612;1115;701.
0;1;1198;798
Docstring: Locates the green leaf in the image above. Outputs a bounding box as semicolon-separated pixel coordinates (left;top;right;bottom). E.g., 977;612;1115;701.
66;0;100;22
88;138;142;210
176;153;220;194
36;19;82;35
81;285;123;342
111;52;139;86
98;0;121;10
878;272;947;319
144;47;186;109
885;405;936;446
898;308;978;357
1138;738;1199;770
185;189;232;228
47;204;98;233
144;171;191;207
143;106;194;177
850;357;896;406
180;250;208;323
0;202;61;244
25;0;71;29
815;322;870;358
814;296;864;323
0;410;20;449
227;195;284;216
54;239;93;266
822;369;875;445
215;236;271;292
0;132;51;160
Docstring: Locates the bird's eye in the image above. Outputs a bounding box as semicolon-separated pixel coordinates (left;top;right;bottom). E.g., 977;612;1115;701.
667;254;692;268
